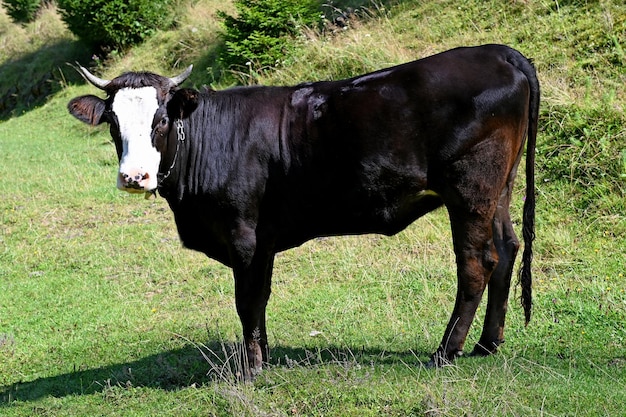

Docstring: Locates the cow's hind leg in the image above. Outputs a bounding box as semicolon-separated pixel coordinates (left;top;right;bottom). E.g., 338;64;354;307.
430;210;498;366
473;187;520;356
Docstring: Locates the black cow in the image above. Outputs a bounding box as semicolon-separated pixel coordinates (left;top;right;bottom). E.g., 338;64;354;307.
68;44;539;373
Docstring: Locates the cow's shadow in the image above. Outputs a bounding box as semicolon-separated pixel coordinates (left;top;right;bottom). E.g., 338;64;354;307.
0;340;429;404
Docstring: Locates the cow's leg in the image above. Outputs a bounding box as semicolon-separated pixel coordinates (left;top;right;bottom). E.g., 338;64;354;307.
473;188;520;356
230;226;275;377
234;253;274;377
430;211;498;366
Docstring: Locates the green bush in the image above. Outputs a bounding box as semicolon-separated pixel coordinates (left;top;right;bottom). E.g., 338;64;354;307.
218;0;322;72
56;0;176;51
2;0;43;24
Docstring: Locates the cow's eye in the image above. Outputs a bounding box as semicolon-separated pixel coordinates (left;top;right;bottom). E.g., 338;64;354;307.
159;117;169;127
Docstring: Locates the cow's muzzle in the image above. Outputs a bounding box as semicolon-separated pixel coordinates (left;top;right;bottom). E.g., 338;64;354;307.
119;171;151;193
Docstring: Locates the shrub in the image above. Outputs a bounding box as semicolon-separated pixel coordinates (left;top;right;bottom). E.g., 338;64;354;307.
56;0;176;51
2;0;43;24
218;0;322;72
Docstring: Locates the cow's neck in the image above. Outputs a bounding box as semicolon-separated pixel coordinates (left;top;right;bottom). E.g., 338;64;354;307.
156;118;188;200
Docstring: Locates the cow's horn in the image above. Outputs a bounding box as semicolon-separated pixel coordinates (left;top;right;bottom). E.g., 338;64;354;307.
169;65;193;87
76;64;110;90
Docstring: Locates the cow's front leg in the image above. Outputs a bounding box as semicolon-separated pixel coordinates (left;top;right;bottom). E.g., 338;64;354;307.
430;213;498;367
231;230;275;378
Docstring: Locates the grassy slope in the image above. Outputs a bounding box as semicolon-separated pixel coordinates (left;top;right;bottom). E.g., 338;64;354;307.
1;0;625;415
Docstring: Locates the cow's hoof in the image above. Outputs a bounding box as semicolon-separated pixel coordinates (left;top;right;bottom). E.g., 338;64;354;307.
471;340;503;357
237;365;263;382
426;350;463;368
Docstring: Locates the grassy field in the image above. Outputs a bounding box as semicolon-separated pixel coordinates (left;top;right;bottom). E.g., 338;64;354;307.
1;0;625;415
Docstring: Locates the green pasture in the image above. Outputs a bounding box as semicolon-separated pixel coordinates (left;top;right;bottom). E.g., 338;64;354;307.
1;0;625;415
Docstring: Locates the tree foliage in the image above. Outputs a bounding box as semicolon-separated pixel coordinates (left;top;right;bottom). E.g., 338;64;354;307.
56;0;177;51
2;0;43;24
218;0;322;71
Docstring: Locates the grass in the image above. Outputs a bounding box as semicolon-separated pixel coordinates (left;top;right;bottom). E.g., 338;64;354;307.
1;0;626;415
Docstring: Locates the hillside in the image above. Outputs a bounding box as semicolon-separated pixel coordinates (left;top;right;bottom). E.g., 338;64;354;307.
1;0;625;415
2;1;625;209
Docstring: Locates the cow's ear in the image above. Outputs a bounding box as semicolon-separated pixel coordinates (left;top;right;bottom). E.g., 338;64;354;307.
168;88;199;119
68;95;107;126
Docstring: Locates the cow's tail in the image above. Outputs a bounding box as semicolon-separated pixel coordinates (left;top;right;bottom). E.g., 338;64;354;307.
508;47;539;325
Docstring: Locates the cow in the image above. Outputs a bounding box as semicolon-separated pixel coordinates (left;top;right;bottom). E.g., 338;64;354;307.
68;44;539;374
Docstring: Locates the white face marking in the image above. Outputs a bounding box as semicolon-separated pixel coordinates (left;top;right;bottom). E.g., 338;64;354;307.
111;87;161;192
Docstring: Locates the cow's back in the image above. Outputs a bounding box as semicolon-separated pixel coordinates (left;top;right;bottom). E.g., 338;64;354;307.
266;45;531;248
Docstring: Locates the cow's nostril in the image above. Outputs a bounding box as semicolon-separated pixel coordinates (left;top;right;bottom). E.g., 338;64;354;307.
120;171;149;190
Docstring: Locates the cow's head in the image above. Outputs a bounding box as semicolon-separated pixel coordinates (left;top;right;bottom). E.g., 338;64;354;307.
68;65;195;193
